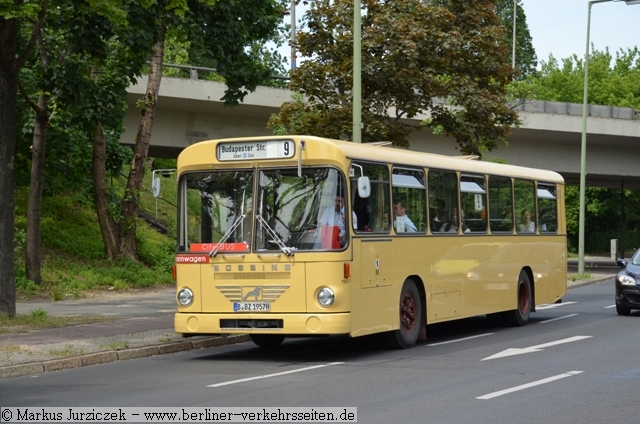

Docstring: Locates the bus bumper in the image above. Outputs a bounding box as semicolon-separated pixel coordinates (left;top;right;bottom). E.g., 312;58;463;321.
175;313;351;335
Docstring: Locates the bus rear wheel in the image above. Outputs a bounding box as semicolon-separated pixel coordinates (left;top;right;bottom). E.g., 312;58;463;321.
250;334;285;348
505;271;532;327
384;279;422;349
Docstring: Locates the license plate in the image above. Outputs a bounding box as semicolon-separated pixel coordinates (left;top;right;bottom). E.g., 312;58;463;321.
234;302;271;312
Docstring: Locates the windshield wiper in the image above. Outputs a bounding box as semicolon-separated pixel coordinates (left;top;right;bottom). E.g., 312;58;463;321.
209;214;246;257
256;215;295;256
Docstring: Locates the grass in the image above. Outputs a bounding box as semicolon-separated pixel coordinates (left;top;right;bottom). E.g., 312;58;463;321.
101;341;130;351
48;345;84;358
569;272;592;282
0;312;114;334
13;161;178;300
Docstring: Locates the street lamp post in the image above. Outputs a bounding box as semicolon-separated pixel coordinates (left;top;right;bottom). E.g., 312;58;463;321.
512;0;517;69
290;1;296;71
579;0;640;275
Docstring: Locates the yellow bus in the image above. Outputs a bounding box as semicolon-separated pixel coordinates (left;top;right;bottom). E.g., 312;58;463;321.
174;135;566;348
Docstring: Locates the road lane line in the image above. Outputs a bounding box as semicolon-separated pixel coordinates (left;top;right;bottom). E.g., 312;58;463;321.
536;301;577;310
476;371;584;400
426;333;494;347
604;304;616;309
207;362;345;387
539;314;578;324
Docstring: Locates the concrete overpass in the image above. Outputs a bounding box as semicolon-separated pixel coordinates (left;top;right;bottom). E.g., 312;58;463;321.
123;77;640;189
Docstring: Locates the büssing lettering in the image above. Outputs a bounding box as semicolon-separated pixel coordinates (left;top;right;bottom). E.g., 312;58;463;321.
213;264;291;272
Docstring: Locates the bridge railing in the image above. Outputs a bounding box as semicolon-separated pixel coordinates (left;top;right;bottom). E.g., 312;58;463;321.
162;63;290;81
161;63;638;121
512;100;637;120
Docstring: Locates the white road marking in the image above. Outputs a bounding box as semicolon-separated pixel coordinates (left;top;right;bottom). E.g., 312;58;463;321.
481;335;592;361
536;301;577;310
604;304;616;309
426;333;494;347
477;371;584;400
539;314;579;324
207;362;345;387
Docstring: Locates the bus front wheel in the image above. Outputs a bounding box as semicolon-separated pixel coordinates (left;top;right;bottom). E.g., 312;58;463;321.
505;271;532;327
384;279;422;349
250;334;285;348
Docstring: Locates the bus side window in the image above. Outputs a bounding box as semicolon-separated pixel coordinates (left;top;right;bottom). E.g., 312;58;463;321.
392;168;426;233
460;175;487;233
428;170;458;233
489;176;513;233
537;184;557;233
351;162;390;233
515;179;536;234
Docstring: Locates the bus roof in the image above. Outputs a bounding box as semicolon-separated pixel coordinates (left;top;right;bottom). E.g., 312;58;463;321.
178;135;564;184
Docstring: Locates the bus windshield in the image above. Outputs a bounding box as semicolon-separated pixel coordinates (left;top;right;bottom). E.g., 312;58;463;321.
256;167;347;252
182;170;254;254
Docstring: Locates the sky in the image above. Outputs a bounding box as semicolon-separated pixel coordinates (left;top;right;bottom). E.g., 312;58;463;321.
522;0;639;64
279;0;640;70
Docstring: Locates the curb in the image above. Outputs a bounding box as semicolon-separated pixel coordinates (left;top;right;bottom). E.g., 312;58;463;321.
567;275;614;289
0;335;250;380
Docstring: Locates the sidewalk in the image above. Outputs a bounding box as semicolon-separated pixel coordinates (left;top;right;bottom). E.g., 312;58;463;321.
0;263;617;379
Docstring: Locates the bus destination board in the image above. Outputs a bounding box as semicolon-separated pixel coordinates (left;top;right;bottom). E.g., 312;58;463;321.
217;139;295;161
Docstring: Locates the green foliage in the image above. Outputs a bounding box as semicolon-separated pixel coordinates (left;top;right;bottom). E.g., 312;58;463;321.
13;183;175;299
137;224;176;271
184;0;288;105
565;185;640;254
517;47;640;108
30;308;48;318
494;0;537;78
270;0;518;156
151;158;177;171
0;0;42;20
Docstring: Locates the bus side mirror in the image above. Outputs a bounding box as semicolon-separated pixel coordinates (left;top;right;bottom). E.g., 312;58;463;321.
357;176;371;198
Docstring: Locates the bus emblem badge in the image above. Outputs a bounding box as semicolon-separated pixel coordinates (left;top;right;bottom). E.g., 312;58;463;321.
216;285;289;304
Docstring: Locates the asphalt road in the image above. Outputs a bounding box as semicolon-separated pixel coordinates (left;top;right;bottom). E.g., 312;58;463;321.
2;278;638;424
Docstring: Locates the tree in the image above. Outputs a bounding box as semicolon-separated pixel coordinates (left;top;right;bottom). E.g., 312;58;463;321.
494;0;537;78
269;0;518;157
19;1;130;284
93;0;285;261
565;185;640;254
516;47;640;108
0;0;46;316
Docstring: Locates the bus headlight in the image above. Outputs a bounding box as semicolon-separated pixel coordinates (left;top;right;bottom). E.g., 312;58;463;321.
317;287;335;307
177;287;194;307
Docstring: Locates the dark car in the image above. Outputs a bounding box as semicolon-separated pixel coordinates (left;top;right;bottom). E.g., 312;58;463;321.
615;250;640;315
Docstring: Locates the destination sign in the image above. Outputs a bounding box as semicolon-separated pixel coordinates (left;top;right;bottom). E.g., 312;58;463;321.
217;139;295;161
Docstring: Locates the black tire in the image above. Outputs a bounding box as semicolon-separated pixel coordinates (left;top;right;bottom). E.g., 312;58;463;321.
505;271;532;327
250;334;285;348
384;279;422;349
616;302;631;316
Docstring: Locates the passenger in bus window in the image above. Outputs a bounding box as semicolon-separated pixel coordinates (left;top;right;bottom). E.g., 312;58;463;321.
432;199;446;224
318;193;357;245
440;207;470;233
519;210;536;233
430;199;446;231
393;200;418;232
